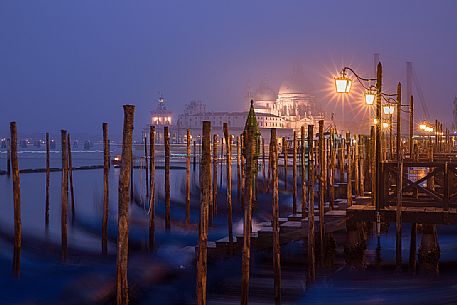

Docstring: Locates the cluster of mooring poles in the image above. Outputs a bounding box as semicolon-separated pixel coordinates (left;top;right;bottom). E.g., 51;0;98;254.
4;90;456;304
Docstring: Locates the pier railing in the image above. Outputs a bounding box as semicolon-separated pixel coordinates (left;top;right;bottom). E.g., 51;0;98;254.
381;160;457;210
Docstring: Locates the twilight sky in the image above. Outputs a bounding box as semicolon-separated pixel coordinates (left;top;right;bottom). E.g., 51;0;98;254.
0;0;456;138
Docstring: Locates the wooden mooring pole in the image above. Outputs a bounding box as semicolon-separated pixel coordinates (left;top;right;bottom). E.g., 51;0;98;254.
307;124;316;283
149;126;156;249
318;120;325;258
271;128;281;305
116;105;134;305
186;129;191;224
301;125;306;219
102;123;109;254
292;131;297;215
213;134;218;214
329;128;335;209
61;130;68;261
282;137;288;191
346;132;353;207
237;136;241;201
224;123;233;246
241;125;254;305
144;136;149;198
196;121;211;305
45;132;50;226
164;126;171;231
10;122;22;276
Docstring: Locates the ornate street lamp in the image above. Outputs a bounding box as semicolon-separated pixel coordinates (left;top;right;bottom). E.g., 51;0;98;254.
365;88;376;105
335;73;352;93
383;105;395;115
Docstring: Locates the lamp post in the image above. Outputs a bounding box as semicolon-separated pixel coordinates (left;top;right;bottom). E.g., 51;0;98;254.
334;63;385;211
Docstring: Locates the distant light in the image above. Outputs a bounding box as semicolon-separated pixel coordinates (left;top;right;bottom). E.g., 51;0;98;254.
373;118;379;125
382;122;389;129
419;123;427;130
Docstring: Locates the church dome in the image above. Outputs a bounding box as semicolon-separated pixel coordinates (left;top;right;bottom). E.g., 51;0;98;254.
278;65;313;95
255;81;276;101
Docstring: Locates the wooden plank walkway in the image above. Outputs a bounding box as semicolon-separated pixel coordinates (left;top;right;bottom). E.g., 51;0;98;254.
347;204;457;224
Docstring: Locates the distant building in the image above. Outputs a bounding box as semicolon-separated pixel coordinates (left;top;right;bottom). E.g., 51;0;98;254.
145;68;327;143
143;96;173;143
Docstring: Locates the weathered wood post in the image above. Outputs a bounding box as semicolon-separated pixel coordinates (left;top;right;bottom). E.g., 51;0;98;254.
61;130;68;260
144;136;149;198
329;128;335;209
164;126;171;231
10;122;22;276
196;121;211;305
149;126;156;249
359;135;365;196
237;136;241;201
339;139;344;183
318;120;325;257
241;125;254;305
307;125;316;283
292;131;297;214
354;134;360;196
282;137;288;191
346;132;353;207
301;125;306;219
271;128;281;305
220;137;224;188
223;123;233;246
395;82;402;267
213;134;218;213
186;129;191;224
102;123;109;254
67;133;75;216
45;132;50;226
116;104;135;305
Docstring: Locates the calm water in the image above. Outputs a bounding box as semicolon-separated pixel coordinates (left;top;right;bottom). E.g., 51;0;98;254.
0;148;457;305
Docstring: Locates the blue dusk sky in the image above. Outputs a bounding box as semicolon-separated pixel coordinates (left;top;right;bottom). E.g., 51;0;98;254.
0;0;456;137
